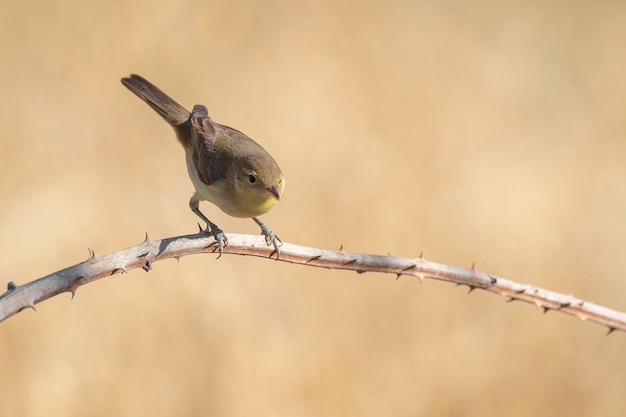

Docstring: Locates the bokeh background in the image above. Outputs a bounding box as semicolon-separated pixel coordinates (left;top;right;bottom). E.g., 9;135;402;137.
1;0;626;415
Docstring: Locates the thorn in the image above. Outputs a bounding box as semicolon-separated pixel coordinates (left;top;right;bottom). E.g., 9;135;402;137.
198;223;204;233
28;301;36;312
471;262;476;271
488;275;497;284
338;244;345;254
142;260;152;272
111;267;127;275
542;306;550;314
467;285;476;294
401;264;416;273
86;248;95;261
174;256;180;263
387;252;392;256
7;281;16;291
504;297;514;303
419;251;424;260
343;258;358;266
143;233;150;244
606;327;617;336
356;270;365;274
306;254;323;264
68;288;76;300
416;273;426;283
396;274;401;280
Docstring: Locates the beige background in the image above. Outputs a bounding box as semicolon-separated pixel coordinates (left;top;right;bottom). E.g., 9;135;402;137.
1;0;626;416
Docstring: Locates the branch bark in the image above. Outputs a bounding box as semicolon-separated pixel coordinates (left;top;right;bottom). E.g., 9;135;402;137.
1;232;625;334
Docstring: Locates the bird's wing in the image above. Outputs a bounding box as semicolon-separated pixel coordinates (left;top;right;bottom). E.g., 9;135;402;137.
190;105;229;186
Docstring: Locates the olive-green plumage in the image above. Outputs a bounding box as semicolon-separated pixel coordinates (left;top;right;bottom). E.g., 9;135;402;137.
121;74;284;254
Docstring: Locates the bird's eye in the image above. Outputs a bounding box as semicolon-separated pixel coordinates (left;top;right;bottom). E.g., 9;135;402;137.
247;174;256;184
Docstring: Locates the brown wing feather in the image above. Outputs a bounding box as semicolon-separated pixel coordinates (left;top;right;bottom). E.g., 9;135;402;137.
190;105;230;186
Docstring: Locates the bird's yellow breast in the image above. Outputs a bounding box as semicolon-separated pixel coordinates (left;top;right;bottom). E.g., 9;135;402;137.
185;152;281;218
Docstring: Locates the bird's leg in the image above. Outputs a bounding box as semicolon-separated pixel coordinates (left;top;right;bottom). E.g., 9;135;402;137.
190;195;227;255
253;217;282;257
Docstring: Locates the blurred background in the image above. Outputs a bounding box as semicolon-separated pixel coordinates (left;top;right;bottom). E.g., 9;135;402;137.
1;0;625;415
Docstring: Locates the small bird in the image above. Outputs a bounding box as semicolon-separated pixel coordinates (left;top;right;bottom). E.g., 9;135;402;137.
121;74;285;255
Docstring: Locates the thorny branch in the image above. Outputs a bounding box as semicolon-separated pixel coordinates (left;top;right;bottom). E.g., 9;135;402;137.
1;232;625;333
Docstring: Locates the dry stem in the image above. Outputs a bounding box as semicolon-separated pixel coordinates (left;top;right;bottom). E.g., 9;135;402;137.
1;232;624;334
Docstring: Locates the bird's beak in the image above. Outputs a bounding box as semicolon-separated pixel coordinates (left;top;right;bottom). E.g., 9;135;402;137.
266;185;281;201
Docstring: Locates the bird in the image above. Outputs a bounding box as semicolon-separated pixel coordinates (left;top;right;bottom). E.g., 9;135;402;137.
121;74;285;256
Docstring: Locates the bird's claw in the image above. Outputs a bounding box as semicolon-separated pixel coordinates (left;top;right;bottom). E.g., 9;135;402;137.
253;217;282;258
260;226;282;257
213;231;228;257
203;223;228;257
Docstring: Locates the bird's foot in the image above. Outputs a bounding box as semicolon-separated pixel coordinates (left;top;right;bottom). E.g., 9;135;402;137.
253;218;282;258
204;221;228;257
191;202;228;257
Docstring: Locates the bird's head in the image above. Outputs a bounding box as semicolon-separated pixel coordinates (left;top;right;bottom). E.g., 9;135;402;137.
230;155;285;218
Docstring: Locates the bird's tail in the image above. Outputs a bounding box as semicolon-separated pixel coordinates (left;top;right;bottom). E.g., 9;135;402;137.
121;74;191;147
